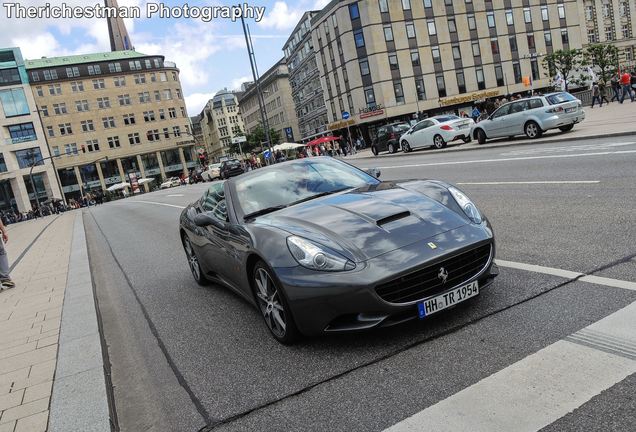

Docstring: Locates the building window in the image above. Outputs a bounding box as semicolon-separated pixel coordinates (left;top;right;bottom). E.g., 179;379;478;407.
394;82;405;104
509;36;518;52
347;94;354;112
48;84;61;95
544;31;552;46
40;106;48;117
558;4;565;19
108;62;122;73
128;133;141;145
527;34;536;50
402;0;410;10
487;12;495;28
168;108;177;118
75;100;89;112
467;14;476;30
384;25;394;42
586;6;594;21
524;8;532;23
364;86;375;107
87;65;101;75
436;75;446;98
173;126;181;137
63;143;77;156
129;60;142;70
123;114;136;125
66;67;79;78
71;81;84;92
432;46;441;63
424;0;432;8
52;103;67;115
85;139;99;152
7;123;37;143
512;62;522;83
491;39;500;55
103;117;116;128
505;10;514;26
415;78;426;100
35;86;44;97
349;2;360;20
15;148;44;169
561;29;569;44
411;50;420;66
379;0;388;13
456;71;466;94
163;89;172;100
134;74;146;84
448;18;457;33
452;45;461;60
43;69;58;80
92;79;105;89
472;41;481;57
588;29;597;43
31;72;39;82
623;24;631;39
476;68;485;90
603;3;611;17
139;92;151;103
406;22;416;38
541;6;549;21
107;136;121;149
80;120;95;132
58;123;72;135
531;59;540;80
46;126;54;137
97;97;110;109
118;94;131;106
495;65;504;86
0;88;29;117
427;20;436;36
354;30;365;48
605;26;614;40
359;59;370;76
143;111;156;122
388;54;399;70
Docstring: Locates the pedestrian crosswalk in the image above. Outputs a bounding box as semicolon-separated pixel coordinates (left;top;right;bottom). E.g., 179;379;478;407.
383;299;636;432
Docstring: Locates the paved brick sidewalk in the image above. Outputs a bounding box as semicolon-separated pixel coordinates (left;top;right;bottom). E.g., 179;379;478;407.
0;213;75;431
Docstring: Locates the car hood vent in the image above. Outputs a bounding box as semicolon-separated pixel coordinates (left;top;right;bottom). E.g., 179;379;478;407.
376;211;411;227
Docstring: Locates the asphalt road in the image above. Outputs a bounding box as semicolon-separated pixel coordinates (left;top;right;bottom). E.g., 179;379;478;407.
84;135;636;432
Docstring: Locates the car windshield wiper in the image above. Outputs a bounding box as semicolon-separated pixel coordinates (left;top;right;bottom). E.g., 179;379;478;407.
288;187;353;206
243;204;288;220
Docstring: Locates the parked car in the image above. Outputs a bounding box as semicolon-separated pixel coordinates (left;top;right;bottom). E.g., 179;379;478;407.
219;159;244;179
160;177;181;189
189;168;205;184
471;92;586;144
179;157;498;343
371;123;411;155
204;163;222;181
400;115;474;152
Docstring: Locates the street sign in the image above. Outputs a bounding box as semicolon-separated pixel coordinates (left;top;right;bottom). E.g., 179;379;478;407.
342;111;350;120
231;136;247;144
284;127;294;141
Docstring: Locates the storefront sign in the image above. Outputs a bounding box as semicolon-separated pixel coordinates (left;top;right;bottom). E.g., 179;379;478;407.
104;175;122;185
360;109;384;119
176;140;195;146
145;168;161;176
439;90;500;107
164;164;183;172
328;119;356;130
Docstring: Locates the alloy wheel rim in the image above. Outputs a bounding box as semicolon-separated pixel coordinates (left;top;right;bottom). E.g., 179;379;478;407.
254;268;286;337
527;124;537;137
389;144;394;153
434;136;443;148
184;238;201;281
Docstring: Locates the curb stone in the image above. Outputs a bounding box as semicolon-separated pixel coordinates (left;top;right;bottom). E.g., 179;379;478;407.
49;212;112;432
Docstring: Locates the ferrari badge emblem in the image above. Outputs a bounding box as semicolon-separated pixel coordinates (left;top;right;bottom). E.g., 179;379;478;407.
438;267;449;284
427;242;437;249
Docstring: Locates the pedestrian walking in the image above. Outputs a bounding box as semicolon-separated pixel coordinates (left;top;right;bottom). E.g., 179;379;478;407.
620;71;634;103
591;82;602;108
0;219;15;290
600;82;610;105
611;75;621;102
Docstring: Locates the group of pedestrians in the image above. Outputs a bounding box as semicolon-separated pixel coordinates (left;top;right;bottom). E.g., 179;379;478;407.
591;71;636;107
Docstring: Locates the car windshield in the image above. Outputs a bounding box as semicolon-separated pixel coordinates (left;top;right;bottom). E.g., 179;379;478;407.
234;158;380;217
226;161;240;168
546;92;576;105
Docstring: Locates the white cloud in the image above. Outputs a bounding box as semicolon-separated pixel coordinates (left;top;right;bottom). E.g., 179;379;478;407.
230;75;253;91
258;1;304;31
312;0;332;8
185;92;216;116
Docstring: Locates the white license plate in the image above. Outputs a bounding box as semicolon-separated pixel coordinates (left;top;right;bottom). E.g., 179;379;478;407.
565;107;576;113
417;281;479;319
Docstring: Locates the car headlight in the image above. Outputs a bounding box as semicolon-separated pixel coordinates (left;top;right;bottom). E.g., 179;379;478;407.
448;186;482;224
287;236;356;272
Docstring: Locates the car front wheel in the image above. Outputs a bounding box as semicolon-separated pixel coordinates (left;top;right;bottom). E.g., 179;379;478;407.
252;261;300;344
525;121;543;139
182;234;208;286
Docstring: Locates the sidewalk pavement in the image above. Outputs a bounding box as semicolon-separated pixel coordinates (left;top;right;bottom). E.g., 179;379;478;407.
348;98;636;160
0;211;111;432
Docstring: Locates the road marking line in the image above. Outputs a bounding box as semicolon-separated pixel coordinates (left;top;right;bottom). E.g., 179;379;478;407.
384;302;636;432
376;149;636;170
166;194;184;197
457;181;600;185
129;200;186;209
496;259;636;291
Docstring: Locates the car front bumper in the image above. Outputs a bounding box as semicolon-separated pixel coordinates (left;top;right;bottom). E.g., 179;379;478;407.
275;224;498;336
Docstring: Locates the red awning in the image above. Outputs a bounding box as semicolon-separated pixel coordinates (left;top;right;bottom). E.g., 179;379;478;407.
306;136;341;146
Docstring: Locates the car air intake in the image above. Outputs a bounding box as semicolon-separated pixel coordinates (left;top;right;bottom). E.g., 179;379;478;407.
375;243;492;304
376;211;411;226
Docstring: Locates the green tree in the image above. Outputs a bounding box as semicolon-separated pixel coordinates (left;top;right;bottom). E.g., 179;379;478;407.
231;124;281;155
584;43;619;85
542;49;585;91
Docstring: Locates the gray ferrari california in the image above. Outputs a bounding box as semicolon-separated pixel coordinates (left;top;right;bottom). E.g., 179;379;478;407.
179;157;498;343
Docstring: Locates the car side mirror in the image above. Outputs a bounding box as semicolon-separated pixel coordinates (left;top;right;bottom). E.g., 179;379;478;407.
366;168;381;179
194;212;227;229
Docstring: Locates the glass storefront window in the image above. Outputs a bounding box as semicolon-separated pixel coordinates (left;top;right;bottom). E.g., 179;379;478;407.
0;180;16;212
100;159;121;184
14;148;43;169
23;173;48;202
0;88;29;117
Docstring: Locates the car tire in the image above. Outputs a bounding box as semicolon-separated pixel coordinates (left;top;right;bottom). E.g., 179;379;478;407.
182;234;209;286
433;134;447;149
559;124;574;132
476;129;487;144
252;261;300;344
524;121;543;139
371;146;378;156
462;136;472;144
388;143;396;154
402;141;412;153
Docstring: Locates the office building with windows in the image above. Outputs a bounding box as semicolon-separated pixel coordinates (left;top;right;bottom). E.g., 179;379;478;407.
239;59;300;143
284;11;330;143
200;89;245;162
581;0;636;65
25;50;196;202
311;0;583;141
0;47;62;213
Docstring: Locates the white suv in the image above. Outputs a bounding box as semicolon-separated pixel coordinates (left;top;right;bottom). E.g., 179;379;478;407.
471;92;585;144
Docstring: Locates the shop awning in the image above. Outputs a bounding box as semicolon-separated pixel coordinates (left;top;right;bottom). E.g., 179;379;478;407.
306;136;341;146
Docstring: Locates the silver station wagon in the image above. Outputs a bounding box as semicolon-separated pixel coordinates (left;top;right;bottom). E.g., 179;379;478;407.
471;92;586;144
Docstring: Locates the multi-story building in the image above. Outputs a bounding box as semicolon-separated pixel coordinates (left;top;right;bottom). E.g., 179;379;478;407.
0;47;62;213
25;50;196;201
239;59;300;143
200;89;245;161
311;0;584;141
284;11;330;143
580;0;636;65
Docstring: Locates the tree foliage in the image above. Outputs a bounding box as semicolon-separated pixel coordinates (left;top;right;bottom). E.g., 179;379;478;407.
230;124;281;155
584;43;619;85
542;49;585;91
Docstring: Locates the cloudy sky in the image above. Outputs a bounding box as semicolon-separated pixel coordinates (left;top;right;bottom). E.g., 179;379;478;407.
0;0;329;115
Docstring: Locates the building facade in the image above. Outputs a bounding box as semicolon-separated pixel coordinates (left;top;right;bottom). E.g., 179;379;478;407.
0;47;62;213
200;89;245;162
25;50;196;202
283;11;330;143
311;0;584;141
239;59;300;143
580;0;636;66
